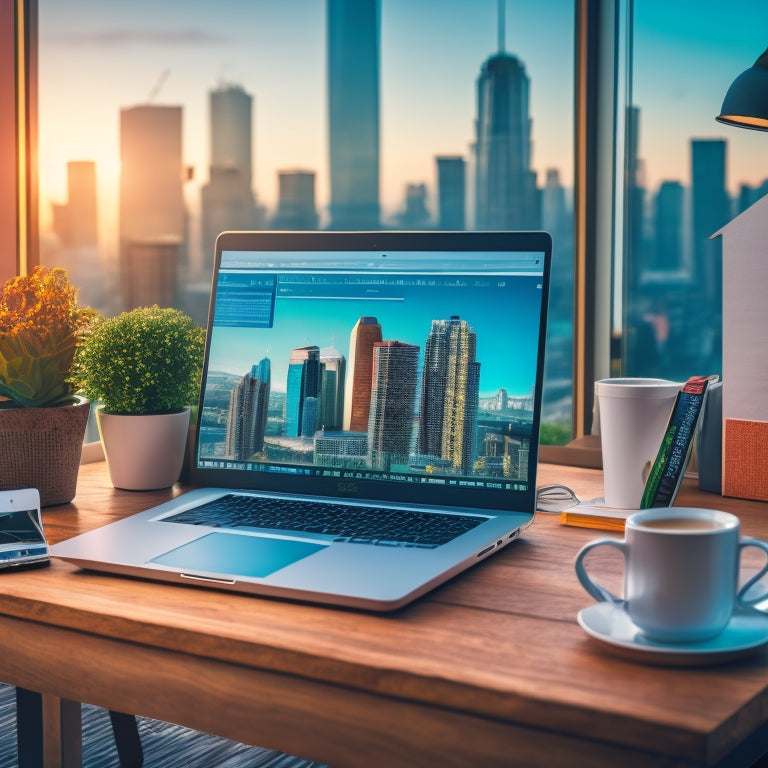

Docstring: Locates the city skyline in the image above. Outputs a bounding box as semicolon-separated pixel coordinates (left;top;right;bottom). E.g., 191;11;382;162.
38;0;574;248
39;1;768;236
206;313;525;478
36;0;768;411
205;273;545;399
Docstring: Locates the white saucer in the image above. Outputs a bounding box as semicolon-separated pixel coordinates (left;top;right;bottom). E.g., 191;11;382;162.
578;602;768;666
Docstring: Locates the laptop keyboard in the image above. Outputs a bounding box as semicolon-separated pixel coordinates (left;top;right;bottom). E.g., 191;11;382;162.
163;494;485;548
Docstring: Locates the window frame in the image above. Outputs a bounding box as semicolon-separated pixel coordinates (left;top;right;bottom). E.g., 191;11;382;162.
539;0;615;467
1;0;38;281
15;0;613;466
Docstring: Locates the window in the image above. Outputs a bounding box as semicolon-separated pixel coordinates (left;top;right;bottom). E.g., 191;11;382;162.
617;0;768;384
36;0;576;444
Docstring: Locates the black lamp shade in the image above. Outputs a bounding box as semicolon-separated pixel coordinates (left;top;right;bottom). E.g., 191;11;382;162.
717;48;768;130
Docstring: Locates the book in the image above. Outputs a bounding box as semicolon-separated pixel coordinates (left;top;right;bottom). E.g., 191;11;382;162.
640;375;718;509
559;502;632;531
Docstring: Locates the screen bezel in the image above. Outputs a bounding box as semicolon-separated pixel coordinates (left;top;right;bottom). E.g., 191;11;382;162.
192;230;552;514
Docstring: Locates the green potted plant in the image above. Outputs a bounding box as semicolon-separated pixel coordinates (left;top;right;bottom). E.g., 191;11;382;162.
0;266;95;505
73;305;206;490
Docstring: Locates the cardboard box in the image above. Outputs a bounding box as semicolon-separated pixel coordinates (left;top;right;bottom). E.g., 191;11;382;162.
711;196;768;500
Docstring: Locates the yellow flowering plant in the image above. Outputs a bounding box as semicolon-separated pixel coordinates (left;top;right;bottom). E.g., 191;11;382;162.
72;306;206;415
0;266;95;408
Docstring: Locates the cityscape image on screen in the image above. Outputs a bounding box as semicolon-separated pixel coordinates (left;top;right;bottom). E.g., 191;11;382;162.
198;267;544;492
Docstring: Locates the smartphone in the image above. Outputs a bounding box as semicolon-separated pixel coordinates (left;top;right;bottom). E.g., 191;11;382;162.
0;488;50;570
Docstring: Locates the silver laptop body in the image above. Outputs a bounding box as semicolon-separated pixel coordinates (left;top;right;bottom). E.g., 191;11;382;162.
52;230;552;611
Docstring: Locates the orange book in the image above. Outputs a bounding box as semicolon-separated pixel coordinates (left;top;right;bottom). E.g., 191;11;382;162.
559;504;632;532
723;419;768;501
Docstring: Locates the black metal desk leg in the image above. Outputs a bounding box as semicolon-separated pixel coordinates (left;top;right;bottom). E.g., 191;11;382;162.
15;687;43;768
109;711;144;768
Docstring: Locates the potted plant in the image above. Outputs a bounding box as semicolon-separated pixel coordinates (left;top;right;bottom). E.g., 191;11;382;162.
73;305;206;490
0;266;95;505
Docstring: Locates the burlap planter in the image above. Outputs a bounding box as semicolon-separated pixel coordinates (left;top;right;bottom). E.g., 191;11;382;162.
0;397;90;506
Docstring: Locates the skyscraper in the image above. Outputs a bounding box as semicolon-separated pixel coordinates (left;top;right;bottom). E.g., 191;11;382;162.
418;319;452;460
201;84;263;275
625;105;647;290
691;139;730;300
119;104;185;309
286;346;321;438
270;170;319;230
473;22;537;230
441;319;480;475
319;346;346;430
50;160;103;310
541;169;567;243
418;316;480;476
327;0;380;229
653;181;685;272
56;160;98;248
120;105;185;243
396;183;430;228
690;138;729;375
436;156;466;230
343;316;382;432
367;341;419;471
226;359;271;460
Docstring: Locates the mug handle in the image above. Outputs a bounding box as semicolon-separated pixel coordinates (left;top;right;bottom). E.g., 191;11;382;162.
737;537;768;608
574;538;628;606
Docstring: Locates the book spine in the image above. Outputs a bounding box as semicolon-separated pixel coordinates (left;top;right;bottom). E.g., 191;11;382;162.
640;376;711;509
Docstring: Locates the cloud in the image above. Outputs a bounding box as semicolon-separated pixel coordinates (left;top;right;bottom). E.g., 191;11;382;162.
47;28;230;47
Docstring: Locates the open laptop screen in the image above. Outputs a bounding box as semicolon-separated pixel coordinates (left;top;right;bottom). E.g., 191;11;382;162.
193;231;551;513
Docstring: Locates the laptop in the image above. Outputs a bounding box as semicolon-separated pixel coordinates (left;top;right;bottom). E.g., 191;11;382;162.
52;230;552;611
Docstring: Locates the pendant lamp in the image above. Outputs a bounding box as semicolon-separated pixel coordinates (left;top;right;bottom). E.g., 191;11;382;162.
716;48;768;130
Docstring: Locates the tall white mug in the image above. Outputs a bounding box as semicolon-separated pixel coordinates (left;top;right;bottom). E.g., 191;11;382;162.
595;378;681;509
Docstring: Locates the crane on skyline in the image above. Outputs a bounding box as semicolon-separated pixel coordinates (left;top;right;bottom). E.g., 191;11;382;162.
146;68;170;103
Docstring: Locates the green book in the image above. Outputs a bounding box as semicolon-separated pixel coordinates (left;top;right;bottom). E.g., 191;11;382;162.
640;375;718;509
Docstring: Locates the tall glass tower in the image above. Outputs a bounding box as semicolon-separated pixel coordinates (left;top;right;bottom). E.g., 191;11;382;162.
286;346;321;438
690;138;728;375
473;9;537;231
327;0;380;229
319;346;346;430
691;139;729;300
436;156;466;231
653;181;685;272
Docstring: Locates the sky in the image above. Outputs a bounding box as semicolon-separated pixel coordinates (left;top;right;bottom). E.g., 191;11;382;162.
631;1;768;191
37;0;768;253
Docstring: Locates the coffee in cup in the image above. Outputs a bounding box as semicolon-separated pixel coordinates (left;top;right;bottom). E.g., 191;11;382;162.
637;517;723;532
575;507;768;643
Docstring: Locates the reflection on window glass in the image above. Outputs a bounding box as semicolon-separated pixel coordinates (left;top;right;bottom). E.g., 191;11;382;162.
623;0;768;383
38;0;574;443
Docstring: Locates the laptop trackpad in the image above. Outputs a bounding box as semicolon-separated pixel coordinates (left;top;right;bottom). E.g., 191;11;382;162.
150;532;327;578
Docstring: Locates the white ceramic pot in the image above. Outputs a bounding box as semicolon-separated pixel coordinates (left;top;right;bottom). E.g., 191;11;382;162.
97;407;191;490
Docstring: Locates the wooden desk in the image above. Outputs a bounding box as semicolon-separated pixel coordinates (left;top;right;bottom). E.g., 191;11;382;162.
4;461;768;768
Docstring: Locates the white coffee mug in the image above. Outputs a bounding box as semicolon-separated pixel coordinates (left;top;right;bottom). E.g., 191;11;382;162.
575;507;768;643
595;378;681;509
